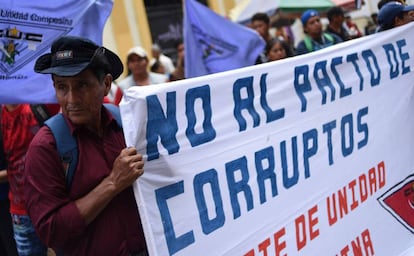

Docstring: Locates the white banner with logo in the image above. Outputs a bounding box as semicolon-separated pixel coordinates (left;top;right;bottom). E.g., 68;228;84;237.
0;0;113;104
121;23;414;256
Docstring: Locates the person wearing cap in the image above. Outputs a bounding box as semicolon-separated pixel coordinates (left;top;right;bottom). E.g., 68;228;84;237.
118;46;168;93
24;36;147;256
377;1;414;31
378;0;406;10
295;9;342;55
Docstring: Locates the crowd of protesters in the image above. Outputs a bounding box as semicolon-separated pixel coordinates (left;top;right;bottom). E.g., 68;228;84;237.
1;1;414;255
251;0;413;61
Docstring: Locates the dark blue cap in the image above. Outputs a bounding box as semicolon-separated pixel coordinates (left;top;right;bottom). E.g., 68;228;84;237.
378;2;414;28
301;9;320;25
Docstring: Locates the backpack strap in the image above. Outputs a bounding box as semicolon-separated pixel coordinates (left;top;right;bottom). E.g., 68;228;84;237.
104;103;122;127
304;33;335;53
323;32;334;43
44;114;77;188
44;104;122;189
30;104;51;126
303;35;313;52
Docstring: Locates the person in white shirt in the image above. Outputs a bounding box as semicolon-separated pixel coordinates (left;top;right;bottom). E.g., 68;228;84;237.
118;46;168;93
149;44;175;75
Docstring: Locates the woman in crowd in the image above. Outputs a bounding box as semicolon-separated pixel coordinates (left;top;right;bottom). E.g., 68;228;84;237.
265;38;294;62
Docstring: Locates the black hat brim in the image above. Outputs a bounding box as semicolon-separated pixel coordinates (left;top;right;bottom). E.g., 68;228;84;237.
35;54;90;76
103;48;123;80
34;47;123;79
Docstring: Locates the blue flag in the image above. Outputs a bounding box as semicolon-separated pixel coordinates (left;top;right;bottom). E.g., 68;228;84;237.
184;0;265;78
0;0;114;104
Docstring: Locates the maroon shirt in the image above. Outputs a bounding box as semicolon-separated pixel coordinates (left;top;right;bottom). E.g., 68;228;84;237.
24;107;146;255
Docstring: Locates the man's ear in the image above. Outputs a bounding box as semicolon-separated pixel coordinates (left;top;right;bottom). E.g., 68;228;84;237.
394;16;401;26
394;13;408;27
103;74;113;96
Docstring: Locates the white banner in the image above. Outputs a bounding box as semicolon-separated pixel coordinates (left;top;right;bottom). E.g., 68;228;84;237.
121;23;414;256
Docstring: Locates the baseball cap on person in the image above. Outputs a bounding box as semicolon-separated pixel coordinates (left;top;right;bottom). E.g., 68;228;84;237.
34;36;123;79
301;9;320;25
378;1;414;28
127;46;148;59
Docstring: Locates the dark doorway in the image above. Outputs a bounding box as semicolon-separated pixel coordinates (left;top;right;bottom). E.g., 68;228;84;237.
145;0;208;62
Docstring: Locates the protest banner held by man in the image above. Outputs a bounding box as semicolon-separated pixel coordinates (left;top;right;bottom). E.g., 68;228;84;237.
24;36;148;256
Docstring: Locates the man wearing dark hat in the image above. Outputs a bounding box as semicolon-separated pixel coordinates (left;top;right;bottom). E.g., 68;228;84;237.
296;9;342;55
377;1;414;31
24;36;147;256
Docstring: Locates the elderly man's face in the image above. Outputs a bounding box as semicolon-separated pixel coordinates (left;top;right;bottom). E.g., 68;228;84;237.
53;69;111;128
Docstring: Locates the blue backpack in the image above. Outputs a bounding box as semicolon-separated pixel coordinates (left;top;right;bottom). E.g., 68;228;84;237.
44;104;122;188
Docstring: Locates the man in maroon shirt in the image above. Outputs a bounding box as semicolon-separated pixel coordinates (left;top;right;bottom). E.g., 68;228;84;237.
24;36;147;255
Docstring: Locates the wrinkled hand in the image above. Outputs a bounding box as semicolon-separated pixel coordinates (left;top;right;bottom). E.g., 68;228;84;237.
109;147;144;193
